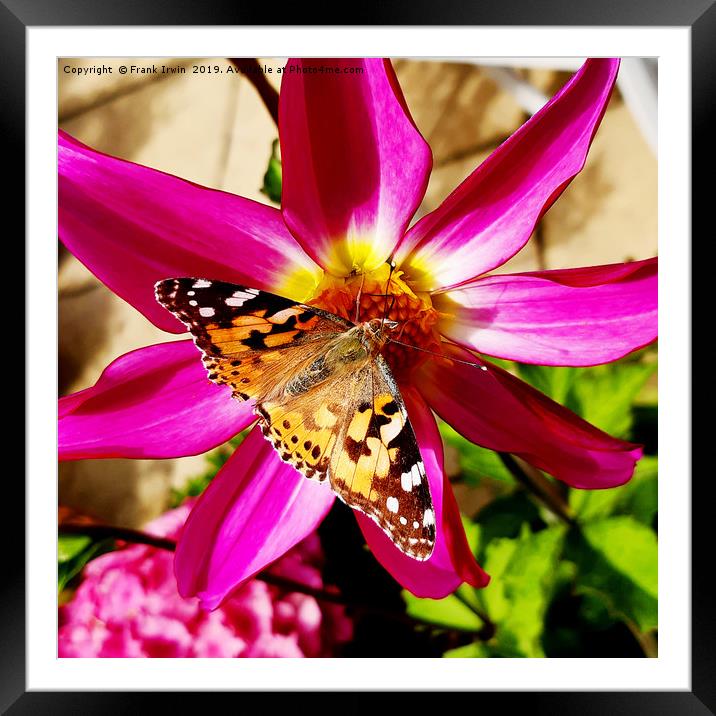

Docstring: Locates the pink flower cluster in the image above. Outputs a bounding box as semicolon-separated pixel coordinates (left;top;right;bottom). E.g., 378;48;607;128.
58;501;353;657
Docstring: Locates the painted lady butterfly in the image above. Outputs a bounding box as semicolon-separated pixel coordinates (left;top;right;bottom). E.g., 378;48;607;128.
156;277;435;560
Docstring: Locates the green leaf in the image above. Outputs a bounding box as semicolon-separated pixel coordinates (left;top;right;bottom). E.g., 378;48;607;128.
569;483;621;523
58;534;91;563
261;139;282;203
402;516;491;644
58;537;114;593
570;516;657;632
461;516;481;554
553;559;578;596
620;457;658;527
439;422;514;484
570;456;657;526
473;491;544;561
516;356;657;440
516;364;577;404
481;355;517;373
569;361;657;438
578;591;617;630
443;642;493;658
481;524;567;657
403;591;485;632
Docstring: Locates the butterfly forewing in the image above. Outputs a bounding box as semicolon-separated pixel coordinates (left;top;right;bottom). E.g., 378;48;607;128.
155;277;435;560
155;278;348;402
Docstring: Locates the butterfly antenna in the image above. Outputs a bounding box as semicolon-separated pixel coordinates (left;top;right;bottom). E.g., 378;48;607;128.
381;260;396;331
386;338;489;370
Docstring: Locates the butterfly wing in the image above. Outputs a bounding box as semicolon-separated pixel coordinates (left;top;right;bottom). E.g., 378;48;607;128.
156;277;435;560
254;354;371;484
329;355;435;560
155;278;351;402
257;349;435;560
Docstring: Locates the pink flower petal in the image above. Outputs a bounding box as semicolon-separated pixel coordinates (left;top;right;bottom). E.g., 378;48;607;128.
417;344;642;489
175;426;335;610
355;387;489;598
396;58;620;291
58;341;254;460
434;258;657;366
279;58;432;276
58;130;322;333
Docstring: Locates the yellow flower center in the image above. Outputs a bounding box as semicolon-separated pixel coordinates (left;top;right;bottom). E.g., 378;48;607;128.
308;263;441;378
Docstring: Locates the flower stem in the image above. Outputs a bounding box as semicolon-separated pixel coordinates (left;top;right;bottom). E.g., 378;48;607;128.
497;453;576;525
625;619;658;658
452;590;496;641
228;58;279;127
59;522;177;551
58;523;493;640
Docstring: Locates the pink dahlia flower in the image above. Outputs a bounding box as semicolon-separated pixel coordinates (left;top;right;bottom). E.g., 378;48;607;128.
58;57;657;608
58;500;353;657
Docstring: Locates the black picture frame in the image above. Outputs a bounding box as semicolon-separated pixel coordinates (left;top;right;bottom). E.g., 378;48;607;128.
10;0;706;712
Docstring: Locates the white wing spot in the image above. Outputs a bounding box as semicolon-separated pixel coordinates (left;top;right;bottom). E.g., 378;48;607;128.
187;290;195;296
399;516;408;525
386;496;399;514
411;463;422;486
199;307;215;318
380;417;402;446
225;289;260;307
400;472;413;492
189;300;198;307
423;509;435;527
193;279;212;289
413;521;420;529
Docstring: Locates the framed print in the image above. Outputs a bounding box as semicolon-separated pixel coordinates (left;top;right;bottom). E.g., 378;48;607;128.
9;0;707;711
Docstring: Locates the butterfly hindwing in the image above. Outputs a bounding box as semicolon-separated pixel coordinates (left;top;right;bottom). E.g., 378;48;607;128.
256;350;435;560
328;355;434;560
255;359;371;484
